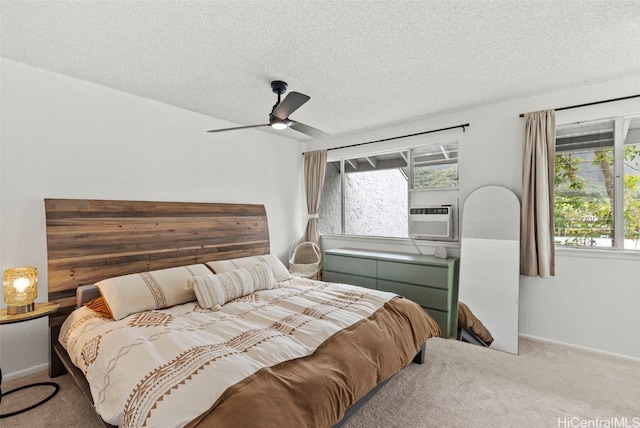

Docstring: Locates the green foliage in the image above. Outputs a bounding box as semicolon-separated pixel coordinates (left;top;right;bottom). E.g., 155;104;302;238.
624;174;640;243
412;164;458;189
554;142;640;248
555;154;584;191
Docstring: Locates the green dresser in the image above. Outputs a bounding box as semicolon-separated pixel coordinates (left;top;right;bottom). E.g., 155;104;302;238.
323;248;459;338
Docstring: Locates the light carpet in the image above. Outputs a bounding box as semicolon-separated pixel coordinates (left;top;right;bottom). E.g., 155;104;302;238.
1;338;638;427
343;338;640;428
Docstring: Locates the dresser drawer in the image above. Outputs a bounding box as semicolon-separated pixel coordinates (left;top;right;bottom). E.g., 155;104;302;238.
323;271;377;290
422;308;449;337
377;280;448;311
377;261;448;289
324;254;377;278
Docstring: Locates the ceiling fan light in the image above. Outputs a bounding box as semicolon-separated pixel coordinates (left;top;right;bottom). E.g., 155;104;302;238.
270;117;290;130
271;122;288;130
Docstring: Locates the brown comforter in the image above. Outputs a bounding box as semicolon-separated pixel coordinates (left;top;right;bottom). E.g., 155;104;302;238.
187;296;440;428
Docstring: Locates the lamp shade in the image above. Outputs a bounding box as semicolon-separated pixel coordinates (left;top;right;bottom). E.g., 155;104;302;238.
4;266;38;315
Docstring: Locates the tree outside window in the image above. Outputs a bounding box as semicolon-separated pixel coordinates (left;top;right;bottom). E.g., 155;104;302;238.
554;115;640;250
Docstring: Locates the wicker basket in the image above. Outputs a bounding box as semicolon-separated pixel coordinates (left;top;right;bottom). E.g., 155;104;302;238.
289;242;322;280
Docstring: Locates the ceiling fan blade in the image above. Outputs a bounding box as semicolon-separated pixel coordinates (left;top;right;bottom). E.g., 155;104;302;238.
289;121;331;140
272;92;310;120
207;124;270;133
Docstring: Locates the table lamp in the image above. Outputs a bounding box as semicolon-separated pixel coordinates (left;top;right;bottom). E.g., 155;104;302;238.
3;266;38;315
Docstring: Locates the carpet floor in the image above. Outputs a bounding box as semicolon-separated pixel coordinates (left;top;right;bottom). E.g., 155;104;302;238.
1;338;638;427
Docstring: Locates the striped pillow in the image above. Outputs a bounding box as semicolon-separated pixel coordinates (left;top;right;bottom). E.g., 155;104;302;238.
96;264;211;320
206;254;291;282
188;263;275;310
246;262;277;291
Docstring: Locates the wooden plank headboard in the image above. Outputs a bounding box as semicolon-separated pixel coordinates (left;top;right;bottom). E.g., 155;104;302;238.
45;199;270;329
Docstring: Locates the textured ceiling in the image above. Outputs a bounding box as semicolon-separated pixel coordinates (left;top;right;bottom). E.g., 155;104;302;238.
2;0;640;141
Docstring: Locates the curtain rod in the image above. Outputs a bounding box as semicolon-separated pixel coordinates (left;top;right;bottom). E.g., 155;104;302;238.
304;123;469;154
518;94;640;118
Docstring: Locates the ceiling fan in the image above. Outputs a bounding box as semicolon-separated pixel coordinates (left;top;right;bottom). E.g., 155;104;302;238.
207;80;330;140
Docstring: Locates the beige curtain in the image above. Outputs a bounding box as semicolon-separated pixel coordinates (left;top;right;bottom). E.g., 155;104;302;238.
303;150;327;244
521;109;556;277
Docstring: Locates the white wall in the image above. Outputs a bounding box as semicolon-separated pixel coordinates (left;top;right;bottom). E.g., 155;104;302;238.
316;74;640;359
0;59;307;379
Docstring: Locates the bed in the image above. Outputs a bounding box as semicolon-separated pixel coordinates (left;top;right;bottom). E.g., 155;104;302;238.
45;199;440;428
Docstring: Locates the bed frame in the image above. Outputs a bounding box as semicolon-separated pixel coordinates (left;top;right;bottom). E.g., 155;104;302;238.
44;198;425;427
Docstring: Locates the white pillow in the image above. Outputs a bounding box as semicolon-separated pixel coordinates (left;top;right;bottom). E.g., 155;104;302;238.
187;263;276;310
188;270;253;310
206;253;292;282
96;264;211;320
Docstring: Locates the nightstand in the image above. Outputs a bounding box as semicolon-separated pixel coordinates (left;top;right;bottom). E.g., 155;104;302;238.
0;302;60;418
0;302;59;325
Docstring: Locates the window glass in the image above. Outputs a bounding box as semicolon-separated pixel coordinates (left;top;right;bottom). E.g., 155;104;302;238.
344;166;408;238
554;115;640;250
318;162;341;235
319;150;410;238
554;119;614;247
623;117;640;250
411;141;458;189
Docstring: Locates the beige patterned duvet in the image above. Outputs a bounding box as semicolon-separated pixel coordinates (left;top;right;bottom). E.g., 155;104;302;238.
60;278;439;428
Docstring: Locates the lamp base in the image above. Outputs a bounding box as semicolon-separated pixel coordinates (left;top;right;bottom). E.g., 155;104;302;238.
6;302;35;315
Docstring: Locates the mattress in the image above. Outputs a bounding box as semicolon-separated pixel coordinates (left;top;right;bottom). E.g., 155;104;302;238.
60;277;439;428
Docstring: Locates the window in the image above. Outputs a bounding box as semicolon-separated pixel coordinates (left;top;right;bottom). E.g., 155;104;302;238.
554;115;640;250
319;150;409;238
319;141;458;238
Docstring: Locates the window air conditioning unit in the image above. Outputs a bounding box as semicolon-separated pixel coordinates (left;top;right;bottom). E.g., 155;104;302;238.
409;205;453;240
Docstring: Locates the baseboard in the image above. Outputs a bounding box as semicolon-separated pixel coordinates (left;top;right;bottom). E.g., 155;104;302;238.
2;362;50;382
519;334;640;363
